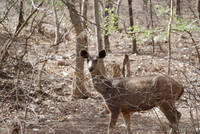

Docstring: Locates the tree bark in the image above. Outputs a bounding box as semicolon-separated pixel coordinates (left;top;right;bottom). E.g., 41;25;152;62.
168;0;173;75
176;0;181;16
51;0;60;52
115;0;122;28
94;0;103;51
15;0;24;33
197;0;200;19
143;0;148;10
94;0;106;76
81;0;88;29
62;0;88;99
128;0;137;54
149;0;155;53
104;0;111;52
166;0;171;7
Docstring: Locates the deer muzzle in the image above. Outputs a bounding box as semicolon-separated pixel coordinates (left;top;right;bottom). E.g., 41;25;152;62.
88;67;94;72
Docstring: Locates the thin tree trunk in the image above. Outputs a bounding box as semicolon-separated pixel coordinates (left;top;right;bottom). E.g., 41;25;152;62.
94;0;106;76
51;0;60;52
94;0;103;51
15;0;24;33
176;0;181;16
81;0;88;29
166;0;171;7
197;0;200;19
114;0;122;29
104;0;111;52
143;0;150;28
168;0;173;75
149;0;155;53
62;0;88;99
143;0;148;10
128;0;137;54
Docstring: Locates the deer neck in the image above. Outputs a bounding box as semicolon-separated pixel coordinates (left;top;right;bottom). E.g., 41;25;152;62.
90;70;110;95
90;69;106;84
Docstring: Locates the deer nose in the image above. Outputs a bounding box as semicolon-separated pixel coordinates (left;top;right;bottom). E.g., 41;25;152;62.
88;67;94;72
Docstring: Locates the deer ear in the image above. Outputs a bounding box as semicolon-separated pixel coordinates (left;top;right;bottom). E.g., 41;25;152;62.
98;50;106;58
80;50;89;58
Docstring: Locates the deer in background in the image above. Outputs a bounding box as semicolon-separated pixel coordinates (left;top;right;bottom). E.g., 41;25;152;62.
80;49;184;134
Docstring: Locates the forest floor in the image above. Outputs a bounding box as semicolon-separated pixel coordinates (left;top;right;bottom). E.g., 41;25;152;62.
0;30;198;134
0;0;200;134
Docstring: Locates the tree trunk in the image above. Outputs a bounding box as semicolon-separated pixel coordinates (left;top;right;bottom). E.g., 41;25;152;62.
176;0;181;16
94;0;106;76
15;0;24;33
166;0;176;8
51;0;60;52
197;0;200;19
168;0;173;75
149;0;155;53
114;0;122;29
104;0;111;52
128;0;137;54
166;0;171;7
62;0;88;99
81;0;88;29
143;0;148;10
143;0;150;28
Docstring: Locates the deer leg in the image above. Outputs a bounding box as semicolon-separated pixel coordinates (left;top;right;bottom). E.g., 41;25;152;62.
104;103;111;114
100;104;110;117
108;108;120;134
159;102;181;134
122;111;131;134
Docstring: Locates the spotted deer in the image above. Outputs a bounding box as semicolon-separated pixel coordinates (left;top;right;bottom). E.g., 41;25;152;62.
80;49;184;134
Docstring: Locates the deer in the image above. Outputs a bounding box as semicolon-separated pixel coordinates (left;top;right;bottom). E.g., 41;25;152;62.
80;49;184;134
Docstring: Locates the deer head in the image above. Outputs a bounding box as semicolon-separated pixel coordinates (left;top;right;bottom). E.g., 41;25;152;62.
80;50;106;73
